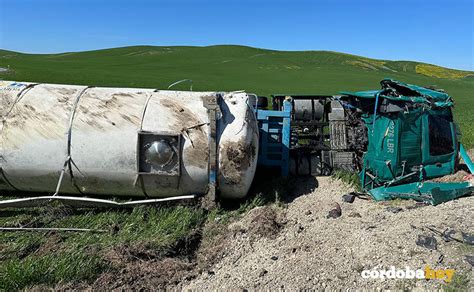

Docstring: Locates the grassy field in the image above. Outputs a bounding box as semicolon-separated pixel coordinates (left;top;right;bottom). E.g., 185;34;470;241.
1;45;473;146
0;195;276;290
0;45;472;289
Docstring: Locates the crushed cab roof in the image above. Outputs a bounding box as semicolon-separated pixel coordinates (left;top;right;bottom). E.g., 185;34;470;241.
340;79;453;107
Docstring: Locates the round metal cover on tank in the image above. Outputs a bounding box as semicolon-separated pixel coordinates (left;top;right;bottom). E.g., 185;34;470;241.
144;140;175;166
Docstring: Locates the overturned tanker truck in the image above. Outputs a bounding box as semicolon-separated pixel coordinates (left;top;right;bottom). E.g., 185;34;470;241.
0;78;472;208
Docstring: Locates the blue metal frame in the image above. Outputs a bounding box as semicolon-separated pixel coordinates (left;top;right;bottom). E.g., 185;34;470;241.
256;99;292;176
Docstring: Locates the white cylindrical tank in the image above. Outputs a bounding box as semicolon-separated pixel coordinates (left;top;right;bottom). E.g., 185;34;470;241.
0;81;259;199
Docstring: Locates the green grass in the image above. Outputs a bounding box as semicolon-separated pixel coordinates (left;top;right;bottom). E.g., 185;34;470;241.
443;271;470;292
1;45;473;146
0;204;207;290
0;251;106;291
0;184;283;290
332;169;362;192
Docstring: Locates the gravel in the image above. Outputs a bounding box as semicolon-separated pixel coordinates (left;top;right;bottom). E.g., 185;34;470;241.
183;177;474;290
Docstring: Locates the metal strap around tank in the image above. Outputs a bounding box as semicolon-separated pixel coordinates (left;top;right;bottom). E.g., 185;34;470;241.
133;90;156;198
1;83;39;126
0;167;19;191
53;86;91;196
0;83;39;191
202;93;222;204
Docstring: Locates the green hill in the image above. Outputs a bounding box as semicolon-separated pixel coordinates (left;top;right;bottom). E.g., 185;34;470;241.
1;45;473;146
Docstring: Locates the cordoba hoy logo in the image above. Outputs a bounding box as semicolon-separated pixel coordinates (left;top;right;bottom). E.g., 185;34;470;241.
361;266;455;283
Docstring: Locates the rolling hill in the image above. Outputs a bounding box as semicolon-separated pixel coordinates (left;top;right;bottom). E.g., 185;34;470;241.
0;45;473;146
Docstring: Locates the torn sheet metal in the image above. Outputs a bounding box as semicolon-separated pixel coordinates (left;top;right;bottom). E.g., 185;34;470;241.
369;182;473;205
341;79;472;204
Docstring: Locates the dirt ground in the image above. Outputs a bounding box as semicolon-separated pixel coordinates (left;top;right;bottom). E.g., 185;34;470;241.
49;171;473;290
180;177;473;290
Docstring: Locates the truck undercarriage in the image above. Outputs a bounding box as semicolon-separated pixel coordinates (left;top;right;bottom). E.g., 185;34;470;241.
257;79;473;205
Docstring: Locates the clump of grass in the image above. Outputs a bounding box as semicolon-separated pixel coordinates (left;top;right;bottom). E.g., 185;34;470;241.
332;169;362;192
443;271;470;292
0;250;107;291
48;205;207;252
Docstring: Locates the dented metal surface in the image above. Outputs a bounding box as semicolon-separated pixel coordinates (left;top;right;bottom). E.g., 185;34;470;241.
0;81;259;200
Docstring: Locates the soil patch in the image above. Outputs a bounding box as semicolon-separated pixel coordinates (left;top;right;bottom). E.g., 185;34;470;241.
430;170;470;183
232;206;286;239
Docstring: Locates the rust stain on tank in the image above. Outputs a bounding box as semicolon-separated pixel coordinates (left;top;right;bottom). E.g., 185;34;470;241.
220;138;256;184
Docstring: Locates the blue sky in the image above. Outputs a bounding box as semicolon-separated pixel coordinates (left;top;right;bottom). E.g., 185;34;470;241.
0;0;472;70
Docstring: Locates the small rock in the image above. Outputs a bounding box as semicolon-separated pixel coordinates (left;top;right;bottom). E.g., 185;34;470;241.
348;212;362;218
258;269;268;277
406;202;428;210
297;225;305;233
305;210;312;215
271;255;279;261
327;203;342;219
385;206;403;213
462;232;474;245
342;193;356;203
416;235;438;250
442;229;457;242
465;256;474;266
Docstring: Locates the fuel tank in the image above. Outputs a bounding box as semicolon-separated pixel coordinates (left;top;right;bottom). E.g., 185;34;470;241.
0;81;259;199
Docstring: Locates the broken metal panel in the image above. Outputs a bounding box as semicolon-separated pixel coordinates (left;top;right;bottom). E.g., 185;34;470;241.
460;144;474;173
369;181;473;205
